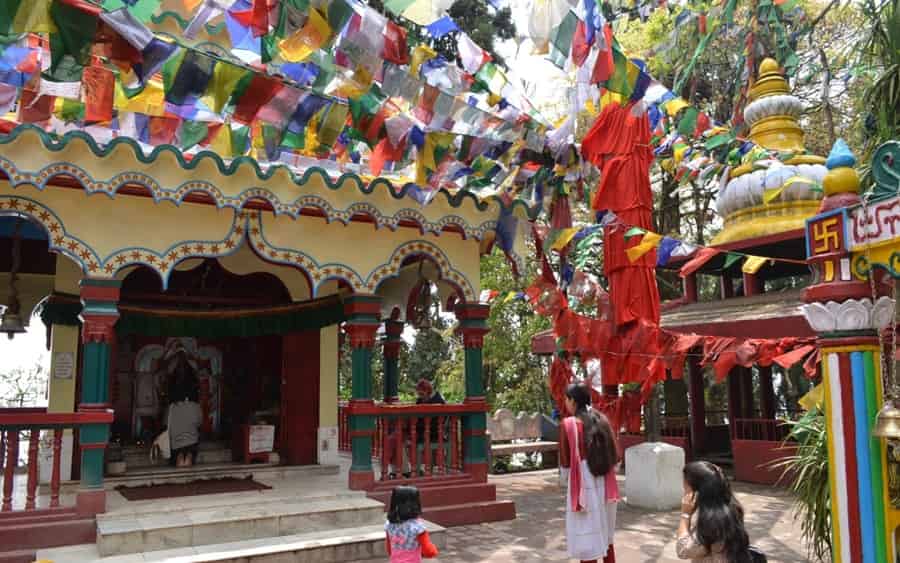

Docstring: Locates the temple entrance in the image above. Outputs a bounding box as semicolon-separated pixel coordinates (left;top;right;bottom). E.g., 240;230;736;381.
108;258;329;471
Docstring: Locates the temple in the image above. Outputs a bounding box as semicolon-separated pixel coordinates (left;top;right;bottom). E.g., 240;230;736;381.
0;124;529;560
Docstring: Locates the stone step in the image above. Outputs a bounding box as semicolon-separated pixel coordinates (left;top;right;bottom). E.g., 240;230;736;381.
368;481;497;508
0;548;35;563
422;499;517;527
96;494;386;556
38;522;446;562
45;462;339;494
121;446;233;469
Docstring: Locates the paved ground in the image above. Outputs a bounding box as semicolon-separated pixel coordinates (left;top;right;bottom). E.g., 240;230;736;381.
355;469;810;563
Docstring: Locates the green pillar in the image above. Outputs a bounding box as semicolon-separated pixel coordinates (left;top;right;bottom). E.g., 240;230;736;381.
456;302;491;482
383;320;403;402
76;278;120;514
344;294;381;490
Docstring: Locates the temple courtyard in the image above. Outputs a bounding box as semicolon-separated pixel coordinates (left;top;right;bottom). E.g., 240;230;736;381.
353;469;808;563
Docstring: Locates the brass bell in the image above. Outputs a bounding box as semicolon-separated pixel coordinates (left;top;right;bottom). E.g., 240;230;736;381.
0;310;26;340
873;400;900;439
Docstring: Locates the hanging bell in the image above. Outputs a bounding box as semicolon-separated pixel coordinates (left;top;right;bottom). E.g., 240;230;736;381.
872;400;900;439
0;310;26;340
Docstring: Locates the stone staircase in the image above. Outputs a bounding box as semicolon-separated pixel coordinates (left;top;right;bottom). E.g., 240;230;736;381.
0;508;95;563
120;441;234;471
35;465;447;562
367;474;516;527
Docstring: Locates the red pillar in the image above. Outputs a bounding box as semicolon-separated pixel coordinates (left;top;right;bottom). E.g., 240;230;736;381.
726;368;741;438
382;320;403;403
683;274;698;303
759;365;776;420
720;275;734;299
742;272;761;296
688;358;706;454
739;367;755;418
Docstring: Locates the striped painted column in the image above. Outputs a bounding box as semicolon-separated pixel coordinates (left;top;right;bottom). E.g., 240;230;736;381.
820;340;887;563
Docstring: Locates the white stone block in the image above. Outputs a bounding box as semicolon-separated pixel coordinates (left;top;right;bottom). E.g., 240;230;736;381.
624;442;685;510
39;430;73;483
317;426;339;466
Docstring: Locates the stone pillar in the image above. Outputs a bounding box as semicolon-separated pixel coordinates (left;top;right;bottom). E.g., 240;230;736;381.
455;303;490;482
76;279;120;516
382;320;403;403
688;358;706;454
344;294;381;490
801;141;893;563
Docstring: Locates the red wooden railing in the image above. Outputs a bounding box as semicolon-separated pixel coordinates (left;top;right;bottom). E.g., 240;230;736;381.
0;409;113;512
338;401;350;452
732;418;793;442
342;402;485;482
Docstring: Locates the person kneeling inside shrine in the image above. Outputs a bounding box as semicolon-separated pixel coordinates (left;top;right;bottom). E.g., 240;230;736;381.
385;379;446;479
167;382;203;468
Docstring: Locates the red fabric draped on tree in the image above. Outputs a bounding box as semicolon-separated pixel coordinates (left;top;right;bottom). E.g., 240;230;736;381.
581;102;662;389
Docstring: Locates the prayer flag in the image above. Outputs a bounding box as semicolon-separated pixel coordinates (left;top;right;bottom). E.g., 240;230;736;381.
231;123;250;155
571;20;589;67
799;383;824;411
149;115;180;144
382;21;409;65
550;227;580;251
82;65;114;122
250;0;270;37
426;16;458;38
114;79;165;115
624;226;645;240
256;86;305;130
48;0;99;82
7;0;58;34
548;11;577;69
625;232;662;262
315;102;349;149
231;74;282;124
741;255;767;274
458;33;488;74
100;8;153;50
278;8;331;62
679;247;718;278
722;252;743;270
209;122;232;156
677;107;699;136
18;89;53;123
135;38;179;85
383;0;418;17
165;50;216;107
410;44;437;78
184;0;223;39
101;0;161;22
656;236;680;267
179;120;209;150
204;63;249;114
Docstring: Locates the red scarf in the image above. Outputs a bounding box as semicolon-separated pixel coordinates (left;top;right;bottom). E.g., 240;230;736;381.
564;417;584;512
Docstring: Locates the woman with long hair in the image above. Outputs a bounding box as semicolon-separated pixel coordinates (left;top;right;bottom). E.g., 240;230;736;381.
677;461;755;562
559;383;619;563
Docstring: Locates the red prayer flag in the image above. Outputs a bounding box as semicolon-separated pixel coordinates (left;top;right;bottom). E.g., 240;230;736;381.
679;247;719;278
149;116;180;144
82;65;114;122
694;112;711;137
251;0;270;37
18;89;53;123
382;21;409;65
773;344;817;370
590;25;615;84
369;137;405;176
571;21;590;67
232;74;283;124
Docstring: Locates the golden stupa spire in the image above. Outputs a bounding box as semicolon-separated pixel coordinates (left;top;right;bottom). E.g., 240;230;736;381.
742;58;806;153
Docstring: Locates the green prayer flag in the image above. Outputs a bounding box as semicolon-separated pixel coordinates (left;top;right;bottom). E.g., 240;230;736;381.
59;99;84;122
548;11;578;69
162;49;186;95
231;124;250;156
624;227;645;240
327;0;354;32
603;48;632;96
704;133;734;151
677;107;700;136
276;0;310;38
48;1;98;82
179;121;209;151
102;0;161;23
383;0;418;16
723;252;743;270
261;34;277;64
282;129;305;149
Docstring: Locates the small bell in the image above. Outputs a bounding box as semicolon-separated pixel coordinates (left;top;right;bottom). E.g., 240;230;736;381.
0;310;26;340
873;400;900;439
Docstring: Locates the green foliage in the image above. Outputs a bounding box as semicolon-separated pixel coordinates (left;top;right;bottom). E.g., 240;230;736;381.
480;248;553;414
771;408;832;562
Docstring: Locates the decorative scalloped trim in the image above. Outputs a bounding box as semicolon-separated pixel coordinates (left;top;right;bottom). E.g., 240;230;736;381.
0;196;101;273
0;124;540;235
853;252;900;279
367;239;476;301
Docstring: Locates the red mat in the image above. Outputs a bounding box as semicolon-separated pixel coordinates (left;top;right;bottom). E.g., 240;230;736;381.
115;476;271;501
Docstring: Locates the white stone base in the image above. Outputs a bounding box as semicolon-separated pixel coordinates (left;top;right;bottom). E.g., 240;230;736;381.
317;426;339;466
624;442;685;510
39;430;73;484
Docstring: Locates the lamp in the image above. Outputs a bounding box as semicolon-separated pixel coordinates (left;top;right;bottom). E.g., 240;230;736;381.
0;218;25;340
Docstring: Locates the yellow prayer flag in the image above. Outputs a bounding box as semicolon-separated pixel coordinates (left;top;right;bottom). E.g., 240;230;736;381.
741;255;768;274
503;291;517;304
278;9;331;63
410;44;437;78
600;90;624;109
487;92;502;107
13;0;57;34
799;383;824;411
304;115;320;155
203;64;249;114
114;80;165;116
209;124;232;158
625;232;663;262
182;0;204;10
673;144;688;163
550;228;580;251
664;97;690;117
401;0;437;25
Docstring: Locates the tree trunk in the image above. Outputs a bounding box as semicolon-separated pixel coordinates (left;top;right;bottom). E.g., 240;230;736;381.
818;48;836;148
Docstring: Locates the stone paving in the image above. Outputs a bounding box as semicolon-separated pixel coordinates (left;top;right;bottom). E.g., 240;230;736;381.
355;469;811;563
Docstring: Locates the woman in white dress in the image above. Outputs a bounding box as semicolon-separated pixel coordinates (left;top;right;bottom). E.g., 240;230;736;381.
559;383;619;563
